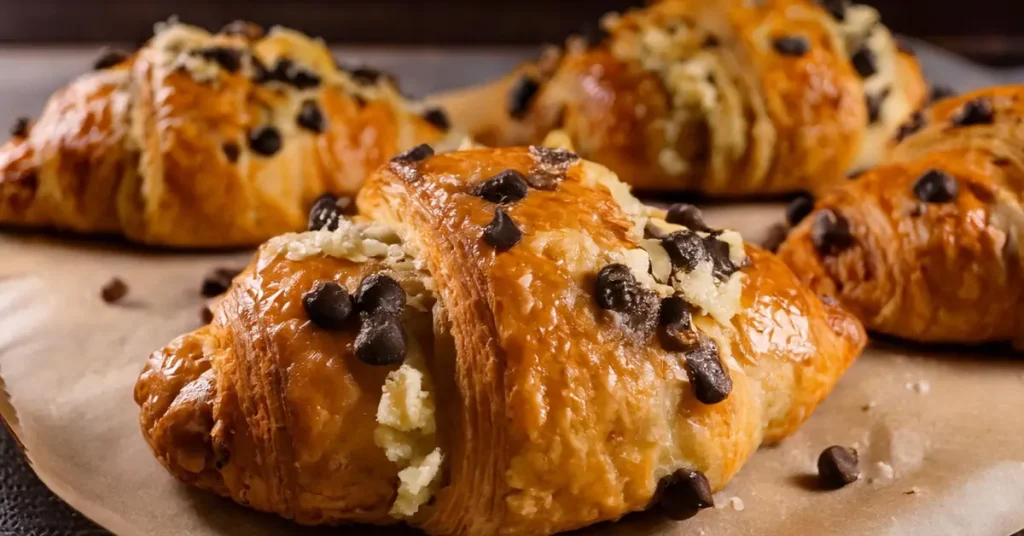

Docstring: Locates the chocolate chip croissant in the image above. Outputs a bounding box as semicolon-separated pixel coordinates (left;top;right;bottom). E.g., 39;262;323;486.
0;20;447;247
135;145;866;534
778;85;1024;348
439;0;927;195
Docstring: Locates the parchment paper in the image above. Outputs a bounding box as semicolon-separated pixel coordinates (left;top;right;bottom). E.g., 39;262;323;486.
1;203;1023;536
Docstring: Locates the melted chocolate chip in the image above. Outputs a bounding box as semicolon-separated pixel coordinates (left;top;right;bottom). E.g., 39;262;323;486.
482;208;523;251
508;75;541;119
475;170;529;204
704;236;740;281
895;111;926;142
811;209;854;255
392;143;434;164
289;68;321;90
354;274;407;317
10;117;29;138
659;296;692;326
929;85;957;103
220;20;265;40
197;46;242;73
665;203;712;232
248;126;282;156
772;36;810;57
659;297;699;352
786;194;815;226
685;337;732;404
307;193;343;231
595;264;644;313
818;0;848;20
866;87;891;124
761;222;790;253
201;267;242;297
422;107;450;131
817;446;860;489
222;142;240;163
851;47;878;78
950;98;994;127
661;231;707;273
912;169;959;203
655;469;714;520
261;58;320;89
296;99;326;133
101;277;129;303
303;281;354;330
92;47;129;70
355;316;407;366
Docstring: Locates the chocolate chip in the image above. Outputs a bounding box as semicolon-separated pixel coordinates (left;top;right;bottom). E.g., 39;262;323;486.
482;208;523;251
392;143;434;164
929;85;956;103
197;46;242;73
201;267;242;297
913;169;958;203
817;446;860;489
200;305;214;324
422;107;450;131
475;170;529;204
665;203;712;232
307;193;344;231
222;142;240;163
595;264;643;312
703;235;740;281
92;47;129;70
508;75;541;119
10;117;29;138
895;111;926;142
248;126;281;156
654;469;714;520
296;99;326;133
817;0;848;20
220;20;264;40
786;194;815;226
685;337;732;404
661;231;707;273
347;66;397;87
866;87;891;124
659;297;699;352
772;36;810;57
659;296;692;326
303;281;353;330
761;222;789;253
289;68;321;90
950;98;994;127
101;277;129;303
702;34;720;48
851;47;877;78
354;274;406;317
262;58;320;89
811;209;853;255
355;316;407;366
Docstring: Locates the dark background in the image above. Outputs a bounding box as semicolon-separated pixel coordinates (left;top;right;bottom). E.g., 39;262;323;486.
0;0;1020;64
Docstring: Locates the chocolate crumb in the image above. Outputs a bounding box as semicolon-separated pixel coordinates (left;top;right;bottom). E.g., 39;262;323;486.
659;297;698;352
92;47;129;70
222;141;240;163
422;107;450;131
685;337;732;404
296;99;326;133
201;267;242;297
508;75;541;119
101;277;129;303
248;126;282;156
354;274;406;317
817;446;860;489
811;209;853;255
9;117;29;138
772;36;810;57
475;170;529;204
950;98;994;127
912;169;959;203
786;194;815;226
355;316;407;366
482;208;523;251
654;469;714;520
665;203;712;232
303;281;354;330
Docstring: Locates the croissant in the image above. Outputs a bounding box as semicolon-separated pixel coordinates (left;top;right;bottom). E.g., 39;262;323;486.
135;144;865;533
777;85;1024;349
0;20;446;247
438;0;927;196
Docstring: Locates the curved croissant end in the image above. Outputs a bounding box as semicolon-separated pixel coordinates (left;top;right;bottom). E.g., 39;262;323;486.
137;146;865;534
0;20;445;247
778;85;1024;348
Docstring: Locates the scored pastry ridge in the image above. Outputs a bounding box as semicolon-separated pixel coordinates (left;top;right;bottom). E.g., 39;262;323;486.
136;144;866;534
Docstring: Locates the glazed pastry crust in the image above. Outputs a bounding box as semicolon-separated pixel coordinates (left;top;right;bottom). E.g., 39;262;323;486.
442;0;926;195
137;147;865;534
0;22;443;247
778;85;1024;348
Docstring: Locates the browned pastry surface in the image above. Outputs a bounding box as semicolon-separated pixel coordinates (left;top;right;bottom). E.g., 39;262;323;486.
136;146;865;534
0;21;445;247
440;0;927;196
778;85;1024;348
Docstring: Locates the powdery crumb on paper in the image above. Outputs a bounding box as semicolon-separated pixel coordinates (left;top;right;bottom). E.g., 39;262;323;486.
861;401;876;412
904;380;931;394
713;494;745;511
904;486;921;495
869;461;896;484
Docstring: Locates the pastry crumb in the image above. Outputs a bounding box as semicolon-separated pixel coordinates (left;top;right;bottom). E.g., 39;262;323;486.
904;486;921;495
861;401;876;412
904;380;930;394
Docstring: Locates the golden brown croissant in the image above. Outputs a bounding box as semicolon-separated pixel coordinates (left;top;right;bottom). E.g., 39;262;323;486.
135;145;866;534
0;20;447;247
777;85;1024;348
438;0;927;196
